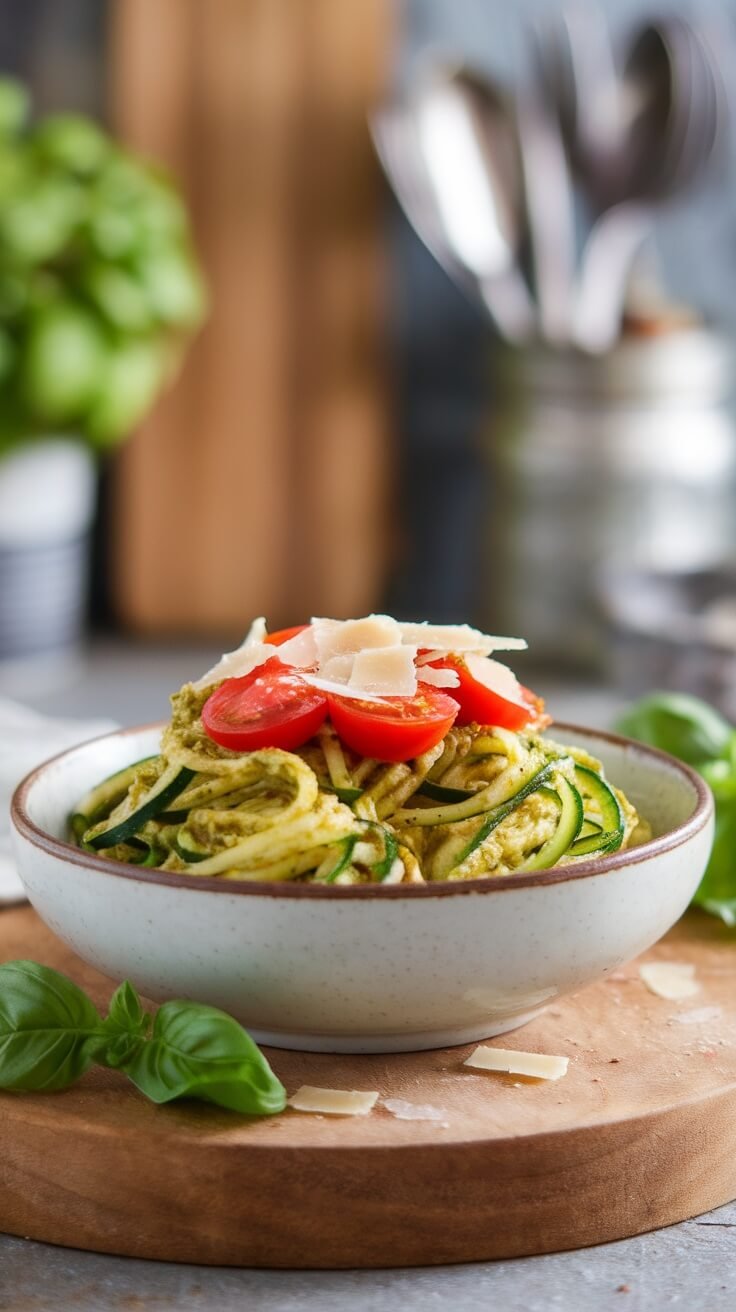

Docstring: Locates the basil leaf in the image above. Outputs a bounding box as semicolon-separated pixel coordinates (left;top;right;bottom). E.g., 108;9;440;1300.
0;960;103;1091
94;980;151;1068
616;693;736;928
616;693;734;767
120;999;286;1115
104;980;150;1037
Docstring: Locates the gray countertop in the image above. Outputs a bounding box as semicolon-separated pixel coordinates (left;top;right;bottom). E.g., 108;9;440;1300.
1;639;734;1311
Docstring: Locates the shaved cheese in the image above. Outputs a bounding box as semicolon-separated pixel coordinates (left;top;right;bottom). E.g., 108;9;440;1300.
349;644;418;696
464;1046;569;1081
244;616;268;646
301;673;386;702
397;622;527;655
639;962;699;1001
418;664;460;688
288;1085;379;1115
320;653;355;683
463;654;525;703
313;615;402;662
191;640;272;691
276;626;318;669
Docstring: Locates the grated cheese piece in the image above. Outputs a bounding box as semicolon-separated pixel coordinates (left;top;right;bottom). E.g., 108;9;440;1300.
277;627;318;668
349;644;418;697
312;615;402;662
639;962;699;1001
288;1085;379;1115
462;654;525;703
463;1046;569;1081
382;1098;448;1123
418;664;461;689
191;639;272;691
320;653;355;683
397;622;527;655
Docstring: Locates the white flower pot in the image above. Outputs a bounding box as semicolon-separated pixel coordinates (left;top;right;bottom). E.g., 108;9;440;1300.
0;439;96;666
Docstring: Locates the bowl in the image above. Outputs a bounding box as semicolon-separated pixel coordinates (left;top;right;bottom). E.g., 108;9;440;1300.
11;722;714;1054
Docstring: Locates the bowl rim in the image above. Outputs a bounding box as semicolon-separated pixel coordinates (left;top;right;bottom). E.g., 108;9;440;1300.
11;721;713;900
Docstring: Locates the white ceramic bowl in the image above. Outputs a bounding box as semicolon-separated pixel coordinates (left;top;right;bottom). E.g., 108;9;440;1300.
11;723;714;1053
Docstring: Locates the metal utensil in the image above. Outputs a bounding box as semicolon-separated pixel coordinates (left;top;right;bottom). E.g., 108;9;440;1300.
519;21;580;343
371;67;536;343
573;17;726;351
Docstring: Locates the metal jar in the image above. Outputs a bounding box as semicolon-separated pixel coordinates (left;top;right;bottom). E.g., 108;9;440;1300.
484;328;736;667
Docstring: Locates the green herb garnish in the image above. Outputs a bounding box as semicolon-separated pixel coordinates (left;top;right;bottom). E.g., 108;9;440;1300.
0;960;286;1115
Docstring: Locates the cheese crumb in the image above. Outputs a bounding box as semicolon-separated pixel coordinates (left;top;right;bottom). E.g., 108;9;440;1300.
288;1085;379;1115
639;962;699;1000
463;1046;569;1081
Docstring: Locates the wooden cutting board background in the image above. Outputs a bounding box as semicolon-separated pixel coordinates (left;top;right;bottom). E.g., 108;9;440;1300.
1;906;736;1268
109;0;394;635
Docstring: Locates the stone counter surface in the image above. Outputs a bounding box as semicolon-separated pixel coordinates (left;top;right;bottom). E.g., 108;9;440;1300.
1;640;734;1310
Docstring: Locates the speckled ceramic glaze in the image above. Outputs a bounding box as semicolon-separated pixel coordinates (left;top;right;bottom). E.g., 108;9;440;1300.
11;723;714;1053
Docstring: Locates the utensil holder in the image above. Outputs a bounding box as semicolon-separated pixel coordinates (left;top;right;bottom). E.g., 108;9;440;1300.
483;328;736;667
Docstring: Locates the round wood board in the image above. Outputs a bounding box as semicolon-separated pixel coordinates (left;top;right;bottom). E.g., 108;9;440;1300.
1;906;736;1269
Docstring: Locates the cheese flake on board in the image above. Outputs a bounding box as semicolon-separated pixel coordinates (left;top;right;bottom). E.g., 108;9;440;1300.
639;962;699;1001
288;1085;379;1115
464;1046;569;1081
349;644;418;696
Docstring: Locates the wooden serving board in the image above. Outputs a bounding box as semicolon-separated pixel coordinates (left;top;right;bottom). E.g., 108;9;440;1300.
1;906;736;1269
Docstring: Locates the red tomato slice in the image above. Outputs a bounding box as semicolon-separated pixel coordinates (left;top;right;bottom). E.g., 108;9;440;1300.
423;654;549;731
327;687;458;763
202;657;328;752
264;624;308;647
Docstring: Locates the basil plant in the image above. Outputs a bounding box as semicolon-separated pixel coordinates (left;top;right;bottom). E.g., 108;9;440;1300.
0;77;206;454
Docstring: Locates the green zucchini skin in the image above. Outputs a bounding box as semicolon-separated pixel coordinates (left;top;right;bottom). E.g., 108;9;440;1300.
74;757;158;826
454;761;558;867
572;765;624;854
417;780;474;803
517;777;584;872
87;766;195;850
322;835;360;884
372;829;400;881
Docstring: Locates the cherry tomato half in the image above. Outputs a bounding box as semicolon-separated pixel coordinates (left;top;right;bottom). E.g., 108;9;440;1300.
326;687;459;763
264;624;308;647
424;654;548;731
202;657;328;752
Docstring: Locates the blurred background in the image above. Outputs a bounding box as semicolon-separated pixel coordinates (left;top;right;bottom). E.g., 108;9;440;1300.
3;0;736;720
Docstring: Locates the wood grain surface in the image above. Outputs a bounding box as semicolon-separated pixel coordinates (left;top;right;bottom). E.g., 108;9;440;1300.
109;0;393;636
1;906;735;1268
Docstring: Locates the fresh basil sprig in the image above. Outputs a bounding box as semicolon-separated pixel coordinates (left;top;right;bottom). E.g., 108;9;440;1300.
616;692;736;928
0;960;286;1115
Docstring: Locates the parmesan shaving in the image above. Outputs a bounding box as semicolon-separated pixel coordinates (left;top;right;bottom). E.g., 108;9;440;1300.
397;622;527;655
463;1046;569;1081
639;962;699;1001
277;627;318;668
300;673;386;702
313;615;402;662
418;665;461;689
349;644;418;696
191;640;273;691
319;653;355;683
463;654;524;702
288;1085;379;1115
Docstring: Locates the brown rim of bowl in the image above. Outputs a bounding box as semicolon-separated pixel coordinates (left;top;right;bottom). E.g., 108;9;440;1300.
11;721;713;900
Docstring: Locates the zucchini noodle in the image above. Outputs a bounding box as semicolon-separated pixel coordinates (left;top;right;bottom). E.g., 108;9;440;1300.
71;680;649;885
